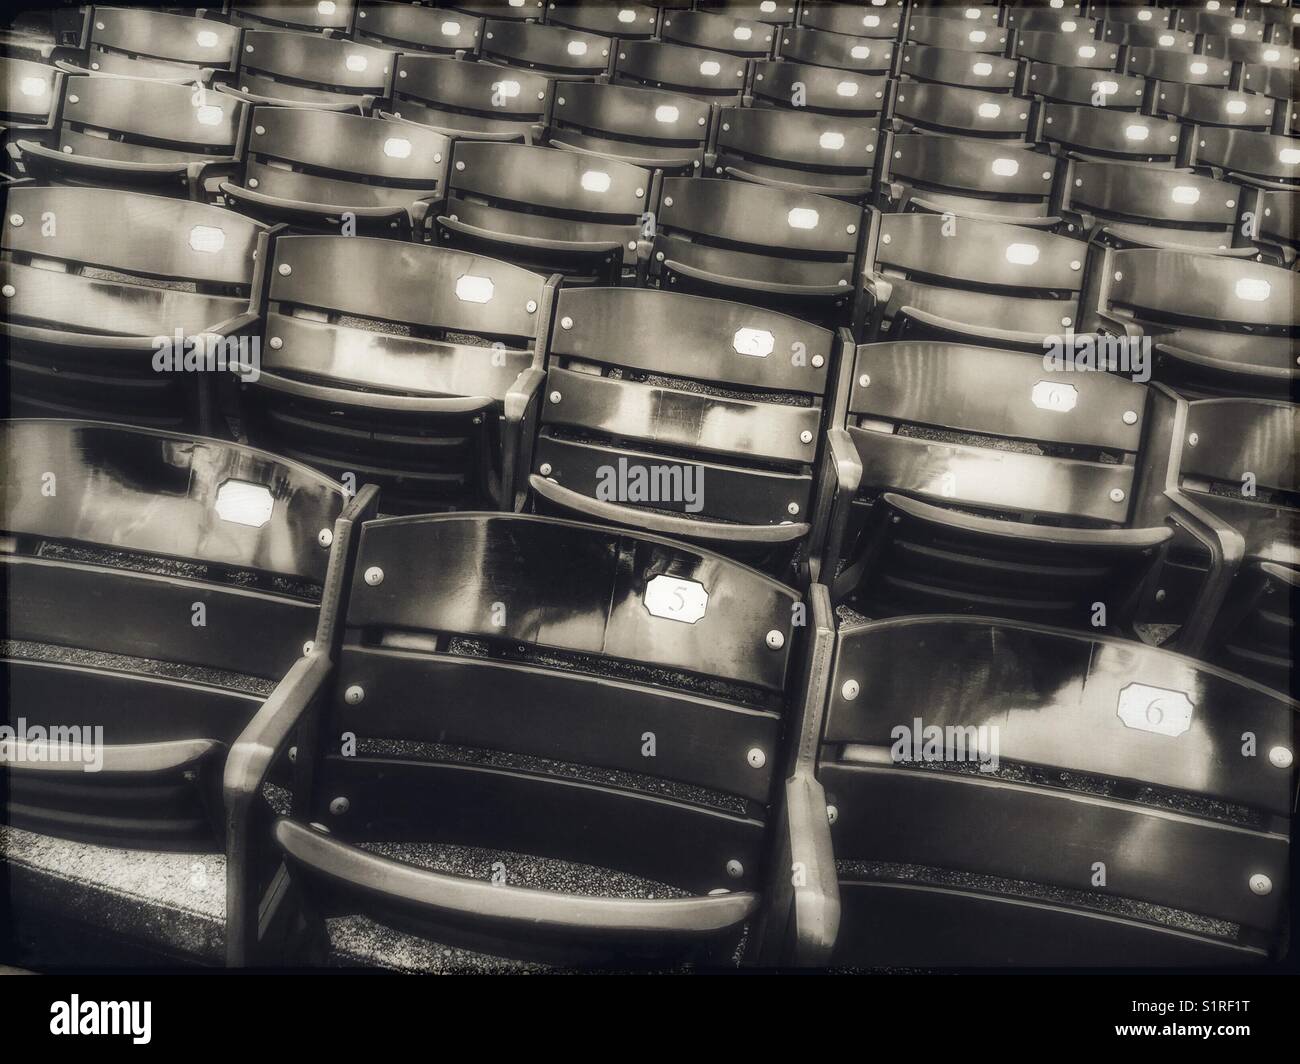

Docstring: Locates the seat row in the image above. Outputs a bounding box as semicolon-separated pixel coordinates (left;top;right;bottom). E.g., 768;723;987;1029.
1;417;1293;968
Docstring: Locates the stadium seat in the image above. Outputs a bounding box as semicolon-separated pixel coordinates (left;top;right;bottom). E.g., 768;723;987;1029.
1011;29;1122;70
748;61;889;118
449;0;545;21
225;512;806;966
1101;23;1198;52
544;0;659;41
660;10;776;60
891;81;1036;141
527;286;835;576
650;176;864;327
696;0;798;26
1173;9;1268;43
1020;61;1147;109
56;7;241;84
218;29;395;112
1191;125;1300;186
240;234;555;513
1;57;61;174
776;27;896;75
230;0;357;35
1041;102;1185;165
1152;82;1277;133
547;80;710;175
1;417;349;851
797;615;1295;966
477;18;612;80
611;40;749;103
353;2;485;56
434;140;652;284
217;107;450;238
896;43;1021;93
386;55;551;143
1;185;269;430
902;14;1009;54
797;1;905;40
1005;6;1092;36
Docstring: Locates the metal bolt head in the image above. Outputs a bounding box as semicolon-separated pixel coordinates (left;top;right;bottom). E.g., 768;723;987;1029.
549;390;562;404
255;125;265;135
1122;410;1137;425
287;745;297;763
1249;873;1272;896
1109;488;1126;503
765;629;785;650
787;502;801;516
725;859;744;879
826;804;838;824
526;299;537;313
1;284;13;298
1268;746;1293;769
811;354;825;368
344;685;365;705
364;566;384;586
455;160;465;171
858;374;871;388
269;336;283;350
746;747;766;769
799;430;813;444
278;263;292;276
329;797;350;816
842;679;860;700
317;527;333;548
9;214;22;226
1188;433;1199;446
560;316;573;329
302;641;314;655
1155;588;1167;603
538;462;553;476
663;196;674;207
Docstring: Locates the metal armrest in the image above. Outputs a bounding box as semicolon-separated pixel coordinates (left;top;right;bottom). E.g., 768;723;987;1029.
1160;488;1246;655
502;365;545;511
251;369;496;413
549;136;697;170
16;138;190;184
810;427;863;585
220;181;413;229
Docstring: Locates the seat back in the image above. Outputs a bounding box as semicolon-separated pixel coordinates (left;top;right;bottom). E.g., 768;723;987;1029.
283;512;801;962
1005;6;1092;35
547;80;710;175
1101;22;1196;50
892;81;1034;140
652;176;863;324
881;134;1056;222
798;2;905;40
1174;9;1268;41
229;29;395;109
1;56;59;127
1023;61;1147;108
78;6;241;81
354;2;485;56
776;27;896;74
902;14;1010;54
230;107;450;235
1012;30;1121;69
545;0;659;40
1;184;267;429
749;61;888;117
696;0;798;26
436;140;650;283
819;616;1295;966
389;55;550;141
660;10;775;60
897;43;1020;91
711;105;879;199
1248;186;1299;263
1154;82;1277;132
611;40;749;103
1042;102;1184;165
1242;61;1300;103
231;0;356;34
451;0;545;20
1194;126;1300;185
1124;46;1234;90
243;234;551;513
1;418;346;848
478;18;611;80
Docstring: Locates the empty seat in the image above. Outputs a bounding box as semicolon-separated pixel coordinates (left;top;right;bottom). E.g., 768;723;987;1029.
776;28;896;75
611;40;749;103
897;43;1021;92
824;339;1189;632
435;140;651;284
1101;22;1197;51
226;512;805;967
387;55;551;142
651;177;864;327
478;18;611;80
1192;126;1300;186
353;2;485;55
15;74;245;198
859;212;1087;347
710;105;879;200
57;7;241;83
1201;36;1300;68
240;235;554;514
904;14;1009;54
529;286;835;574
1005;6;1092;35
892;81;1035;140
449;0;545;20
797;2;905;40
1041;103;1185;165
1012;30;1122;70
547;80;710;175
220;29;395;112
749;61;888;117
1;417;348;850
1094;247;1299;397
1093;4;1170;29
695;0;798;26
660;10;775;60
230;0;357;35
1123;47;1235;96
910;2;1001;27
805;615;1294;966
1;57;60;173
1173;9;1268;42
1;185;268;430
1021;61;1147;109
544;0;658;41
1242;61;1300;106
218;107;450;238
1152;82;1278;132
879;134;1058;225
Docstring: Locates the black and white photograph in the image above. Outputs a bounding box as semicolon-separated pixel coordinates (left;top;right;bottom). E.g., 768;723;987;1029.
0;0;1296;1035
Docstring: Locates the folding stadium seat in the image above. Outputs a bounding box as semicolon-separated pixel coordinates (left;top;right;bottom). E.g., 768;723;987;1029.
611;41;749;104
435;141;652;284
1201;36;1300;70
477;18;612;80
1;186;269;430
216;107;450;238
1004;6;1094;36
230;0;357;35
1059;158;1247;252
1122;48;1236;116
14;74;246;198
1011;29;1123;73
789;614;1295;966
891;81;1036;141
1021;60;1147;109
1;57;60;174
819;339;1209;634
353;2;485;56
449;0;546;21
543;0;659;41
1;417;350;851
650;177;864;328
748;61;889;119
1040;103;1185;165
796;1;906;41
695;0;798;26
709;105;879;200
775;28;897;76
1191;125;1300;186
1091;3;1170;29
1093;247;1299;397
527;286;835;577
219;29;396;112
546;81;710;175
239;235;554;514
1164;397;1298;694
225;512;808;967
909;3;1002;27
55;7;241;84
878;134;1058;225
896;43;1021;93
1151;81;1278;132
901;14;1010;55
1243;186;1299;264
1100;22;1198;52
1172;8;1269;43
659;10;776;61
858;212;1088;347
386;55;551;142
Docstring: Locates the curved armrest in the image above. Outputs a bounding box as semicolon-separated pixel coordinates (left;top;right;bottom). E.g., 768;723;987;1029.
1159;488;1246;655
4;738;216;775
895;304;1063;349
437;213;623;256
276;818;758;947
0;322;160;352
530;474;810;544
16;138;190;184
220;181;412;227
784;772;840;965
664;257;851;298
380;111;527;143
1155;339;1294;382
54;58;217;85
215;82;370;114
502;365;545;511
722;163;869;198
252;368;496;413
549;136;697;171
